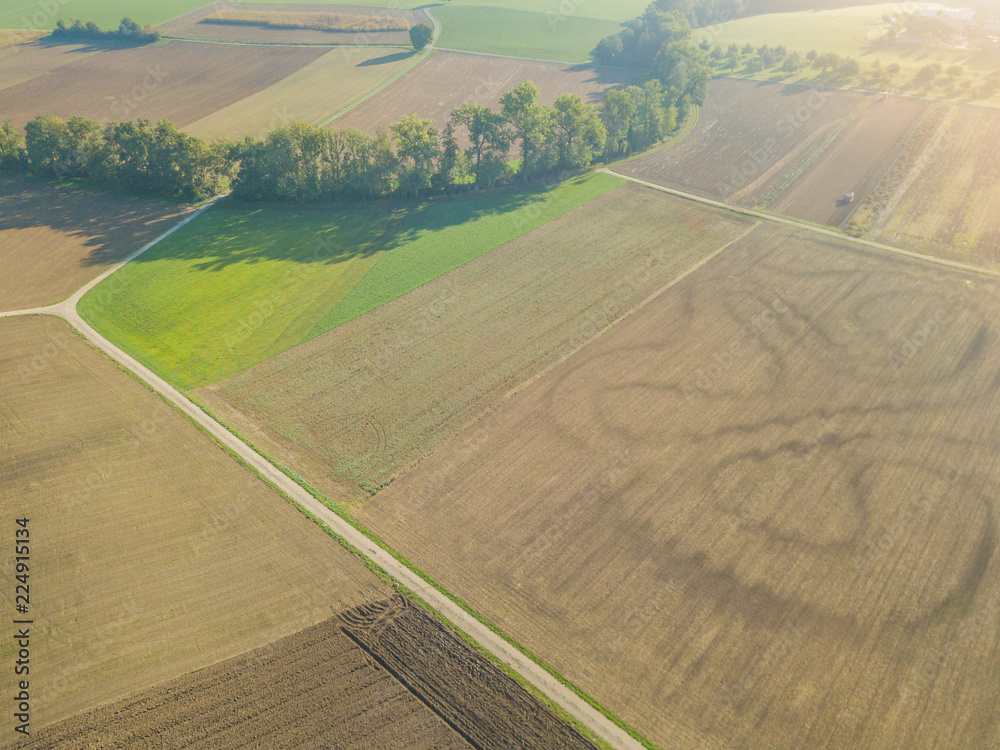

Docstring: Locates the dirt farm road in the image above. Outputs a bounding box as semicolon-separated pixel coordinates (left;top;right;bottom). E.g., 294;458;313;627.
0;201;645;750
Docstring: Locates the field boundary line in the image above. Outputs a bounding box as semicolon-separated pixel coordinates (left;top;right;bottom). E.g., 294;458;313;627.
600;169;1000;280
161;36;408;49
319;6;439;127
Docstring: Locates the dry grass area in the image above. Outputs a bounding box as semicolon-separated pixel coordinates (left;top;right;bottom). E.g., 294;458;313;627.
197;185;755;496
619;78;867;204
864;103;1000;268
0;40;326;130
355;220;1000;750
0;29;44;50
0;177;190;311
334;49;644;134
183;47;414;141
160;3;424;46
205;9;410;32
0;315;384;730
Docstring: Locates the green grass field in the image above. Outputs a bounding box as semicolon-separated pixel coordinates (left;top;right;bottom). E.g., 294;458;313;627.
2;0;203;29
433;6;621;62
80;173;622;389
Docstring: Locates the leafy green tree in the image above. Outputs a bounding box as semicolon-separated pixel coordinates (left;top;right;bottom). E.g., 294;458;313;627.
391;116;440;198
553;94;606;171
501;81;557;181
0;121;27;172
601;88;637;157
450;103;513;188
409;23;433;51
25;115;69;176
432;121;463;193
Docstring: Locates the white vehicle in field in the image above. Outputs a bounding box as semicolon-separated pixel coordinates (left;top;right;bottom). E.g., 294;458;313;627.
842;192;855;203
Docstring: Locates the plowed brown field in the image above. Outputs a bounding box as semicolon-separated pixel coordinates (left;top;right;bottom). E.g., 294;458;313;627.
333;49;644;133
0;40;325;130
159;3;426;46
0;315;383;730
0;177;189;310
197;185;755;496
354;221;1000;750
619;78;867;204
0;40;95;91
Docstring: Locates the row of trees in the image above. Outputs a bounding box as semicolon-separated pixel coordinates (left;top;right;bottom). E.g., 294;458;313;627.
593;4;712;114
1;77;687;202
52;17;160;44
0;116;228;201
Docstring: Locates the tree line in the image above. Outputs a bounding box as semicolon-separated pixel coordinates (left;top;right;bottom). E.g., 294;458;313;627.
51;17;161;44
0;78;693;203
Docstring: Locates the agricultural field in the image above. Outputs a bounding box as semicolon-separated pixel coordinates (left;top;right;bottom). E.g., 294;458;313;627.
861;102;1000;267
196;184;756;496
619;78;868;205
0;40;327;131
335;49;644;133
771;95;928;227
700;4;1000;102
0;177;190;311
0;40;97;91
182;47;415;141
159;3;426;46
79;173;621;388
0;314;385;729
17;598;596;750
354;220;1000;750
0;0;204;29
0;29;42;50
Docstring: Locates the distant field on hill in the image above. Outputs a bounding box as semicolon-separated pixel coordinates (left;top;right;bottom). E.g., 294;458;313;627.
0;177;189;311
197;184;755;495
357;220;1000;750
0;315;383;730
0;40;326;130
0;1;201;29
79;173;621;389
0;40;97;91
183;47;414;141
334;49;644;134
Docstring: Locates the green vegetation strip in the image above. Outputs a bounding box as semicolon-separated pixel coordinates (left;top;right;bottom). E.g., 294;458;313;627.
79;173;622;389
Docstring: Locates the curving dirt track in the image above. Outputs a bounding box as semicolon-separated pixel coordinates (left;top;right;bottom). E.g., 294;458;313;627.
772;95;928;227
0;40;326;130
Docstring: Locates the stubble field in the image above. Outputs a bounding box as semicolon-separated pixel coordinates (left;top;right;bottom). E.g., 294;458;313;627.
0;177;190;311
159;3;427;46
619;78;867;205
197;185;756;496
0;40;326;130
0;315;384;729
334;49;644;133
352;221;1000;750
864;103;1000;268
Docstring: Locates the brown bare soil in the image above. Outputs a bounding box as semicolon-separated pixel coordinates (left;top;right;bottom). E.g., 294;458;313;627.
160;3;425;46
340;596;597;750
0;176;190;310
0;40;96;91
13;606;469;750
772;95;928;227
354;219;1000;750
334;49;645;133
196;185;755;497
619;78;867;204
0;40;326;130
0;315;384;730
866;102;1000;267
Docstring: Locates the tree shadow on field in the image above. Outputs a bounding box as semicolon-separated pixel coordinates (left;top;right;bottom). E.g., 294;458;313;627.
357;51;415;66
0;175;188;267
123;178;572;272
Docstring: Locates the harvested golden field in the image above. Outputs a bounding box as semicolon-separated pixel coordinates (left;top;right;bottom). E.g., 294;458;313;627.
0;315;383;730
864;102;1000;268
160;3;425;46
0;40;96;91
0;40;326;130
0;29;43;51
334;49;644;133
183;47;414;141
619;78;867;204
17;598;597;750
205;9;410;32
197;185;755;496
0;177;189;311
355;221;1000;750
